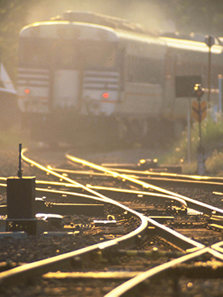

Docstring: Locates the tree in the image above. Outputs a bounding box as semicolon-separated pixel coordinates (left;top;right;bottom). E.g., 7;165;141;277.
1;0;223;84
0;0;45;82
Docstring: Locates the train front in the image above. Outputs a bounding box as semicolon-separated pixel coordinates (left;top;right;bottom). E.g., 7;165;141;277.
17;18;120;144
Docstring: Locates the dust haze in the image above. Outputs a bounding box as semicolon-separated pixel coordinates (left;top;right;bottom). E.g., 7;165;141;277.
26;0;172;33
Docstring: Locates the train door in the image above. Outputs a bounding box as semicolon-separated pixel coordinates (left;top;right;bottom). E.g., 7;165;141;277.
50;40;81;111
53;70;79;108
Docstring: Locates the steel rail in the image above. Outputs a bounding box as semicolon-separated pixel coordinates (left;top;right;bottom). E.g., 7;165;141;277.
22;148;116;202
39;185;202;250
0;149;206;287
0;194;203;287
0;181;196;251
135;176;223;191
146;217;204;251
46;166;223;191
66;154;223;216
211;241;223;254
1;185;204;251
50;165;223;183
0;169;220;211
34;180;187;208
36;187;187;211
98;166;223;183
0;184;102;215
0;206;148;286
21;149;148;242
21;150;215;255
0;240;114;286
0;182;209;254
47;166;108;177
16;151;223;295
87;185;187;208
22;149;202;251
36;187;104;202
35;157;204;251
51;162;223;184
105;247;223;297
0;177;186;209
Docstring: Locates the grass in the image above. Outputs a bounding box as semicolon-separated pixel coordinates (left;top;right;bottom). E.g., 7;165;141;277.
0;126;32;176
163;115;223;175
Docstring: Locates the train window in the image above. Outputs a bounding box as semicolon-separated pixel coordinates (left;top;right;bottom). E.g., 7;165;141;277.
19;38;117;70
127;55;163;84
53;40;78;69
19;38;50;68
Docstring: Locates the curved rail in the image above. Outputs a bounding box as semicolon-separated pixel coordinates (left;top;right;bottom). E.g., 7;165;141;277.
21;149;205;249
0;183;204;253
21;149;202;251
66;154;223;215
1;148;213;292
22;149;204;249
35;180;187;208
105;247;223;297
99;165;223;183
21;149;149;242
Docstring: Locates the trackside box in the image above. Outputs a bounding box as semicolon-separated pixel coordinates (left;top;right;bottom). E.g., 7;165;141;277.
7;177;36;219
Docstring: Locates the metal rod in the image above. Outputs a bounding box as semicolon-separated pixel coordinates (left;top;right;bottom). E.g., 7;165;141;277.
219;74;222;113
18;143;22;178
198;97;202;148
208;46;211;107
187;99;191;163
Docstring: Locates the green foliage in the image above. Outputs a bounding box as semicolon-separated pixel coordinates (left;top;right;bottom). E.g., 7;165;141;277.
206;150;223;175
0;0;43;82
1;0;223;84
164;115;223;174
172;0;223;35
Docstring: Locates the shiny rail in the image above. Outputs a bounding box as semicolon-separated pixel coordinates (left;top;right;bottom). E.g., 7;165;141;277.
1;148;222;294
66;153;223;216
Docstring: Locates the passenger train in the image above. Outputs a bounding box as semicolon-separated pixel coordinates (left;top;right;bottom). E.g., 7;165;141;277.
17;11;223;145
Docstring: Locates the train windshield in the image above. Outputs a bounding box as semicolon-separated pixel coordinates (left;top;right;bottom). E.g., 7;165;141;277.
79;41;117;69
19;38;51;68
19;38;117;70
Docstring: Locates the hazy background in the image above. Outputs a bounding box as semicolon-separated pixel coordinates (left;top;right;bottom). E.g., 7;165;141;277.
1;0;223;82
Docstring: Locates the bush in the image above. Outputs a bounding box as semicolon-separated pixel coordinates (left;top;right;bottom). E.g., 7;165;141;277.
163;115;223;175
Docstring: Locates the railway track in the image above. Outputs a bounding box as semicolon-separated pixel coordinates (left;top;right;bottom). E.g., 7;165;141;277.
1;147;223;296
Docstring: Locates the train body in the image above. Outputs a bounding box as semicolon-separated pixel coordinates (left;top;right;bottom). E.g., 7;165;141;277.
17;11;223;144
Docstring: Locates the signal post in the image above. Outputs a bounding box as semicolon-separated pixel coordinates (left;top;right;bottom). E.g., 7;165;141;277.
193;84;207;175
